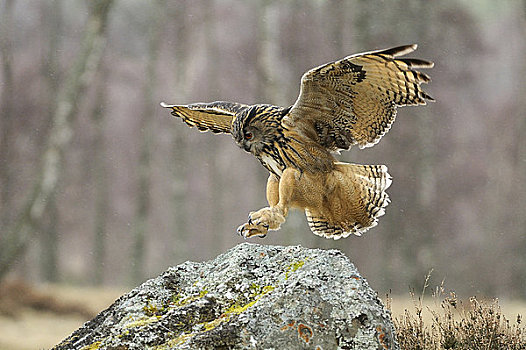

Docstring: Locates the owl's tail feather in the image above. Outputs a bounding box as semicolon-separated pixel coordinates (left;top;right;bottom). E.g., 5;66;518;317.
305;163;392;240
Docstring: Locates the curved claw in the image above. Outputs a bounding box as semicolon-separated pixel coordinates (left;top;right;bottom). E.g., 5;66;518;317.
237;222;269;239
239;206;284;239
236;224;246;237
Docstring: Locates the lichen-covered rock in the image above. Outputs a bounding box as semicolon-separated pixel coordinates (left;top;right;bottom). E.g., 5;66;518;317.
53;243;398;350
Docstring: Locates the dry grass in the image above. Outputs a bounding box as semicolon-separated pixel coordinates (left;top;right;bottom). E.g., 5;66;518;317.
386;275;526;349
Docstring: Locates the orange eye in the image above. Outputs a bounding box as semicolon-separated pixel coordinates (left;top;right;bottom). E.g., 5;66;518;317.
244;132;253;140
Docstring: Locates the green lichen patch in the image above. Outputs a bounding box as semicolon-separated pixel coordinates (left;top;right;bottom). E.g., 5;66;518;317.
143;301;166;317
285;258;307;279
224;285;275;316
124;315;162;329
79;341;101;350
151;281;277;348
198;284;275;333
172;288;209;307
151;332;193;350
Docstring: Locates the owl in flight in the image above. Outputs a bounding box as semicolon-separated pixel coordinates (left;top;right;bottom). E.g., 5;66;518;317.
162;44;433;240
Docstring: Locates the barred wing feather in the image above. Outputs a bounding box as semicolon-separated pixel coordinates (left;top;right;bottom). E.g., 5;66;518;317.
161;101;248;134
287;44;434;151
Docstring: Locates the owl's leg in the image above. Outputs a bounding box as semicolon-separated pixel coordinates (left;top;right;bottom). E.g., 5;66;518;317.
266;174;279;206
237;169;297;238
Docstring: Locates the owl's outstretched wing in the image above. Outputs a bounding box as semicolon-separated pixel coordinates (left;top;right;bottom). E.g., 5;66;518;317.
286;44;434;151
160;101;249;134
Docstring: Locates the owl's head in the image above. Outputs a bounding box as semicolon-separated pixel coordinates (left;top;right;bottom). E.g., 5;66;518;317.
232;105;286;155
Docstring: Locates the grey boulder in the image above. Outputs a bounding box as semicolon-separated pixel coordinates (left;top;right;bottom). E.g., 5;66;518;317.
54;243;398;349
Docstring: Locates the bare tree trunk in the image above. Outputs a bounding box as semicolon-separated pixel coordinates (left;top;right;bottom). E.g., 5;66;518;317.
354;0;374;47
92;65;110;285
513;0;526;294
326;0;346;58
411;3;439;287
0;0;115;280
40;196;59;282
255;0;283;105
202;0;226;250
131;0;165;284
38;0;63;283
0;0;16;227
170;1;190;262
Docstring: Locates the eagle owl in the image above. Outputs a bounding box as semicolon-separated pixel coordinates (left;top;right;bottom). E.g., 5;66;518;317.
162;44;433;240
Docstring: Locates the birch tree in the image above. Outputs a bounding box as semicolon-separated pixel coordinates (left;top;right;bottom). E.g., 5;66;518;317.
0;0;15;227
0;0;115;280
131;0;166;284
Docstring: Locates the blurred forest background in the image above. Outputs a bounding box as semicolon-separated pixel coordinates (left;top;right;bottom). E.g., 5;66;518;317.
0;0;525;299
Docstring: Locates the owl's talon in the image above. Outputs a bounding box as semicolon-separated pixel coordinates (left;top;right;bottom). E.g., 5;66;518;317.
237;222;269;239
236;224;246;237
238;206;285;239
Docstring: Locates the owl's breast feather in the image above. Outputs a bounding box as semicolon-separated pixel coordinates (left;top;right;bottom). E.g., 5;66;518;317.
260;154;284;177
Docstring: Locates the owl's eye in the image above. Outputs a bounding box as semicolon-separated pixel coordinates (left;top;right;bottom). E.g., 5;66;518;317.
244;132;253;140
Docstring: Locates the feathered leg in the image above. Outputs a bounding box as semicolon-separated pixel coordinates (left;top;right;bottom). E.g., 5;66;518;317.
237;170;298;238
237;163;391;239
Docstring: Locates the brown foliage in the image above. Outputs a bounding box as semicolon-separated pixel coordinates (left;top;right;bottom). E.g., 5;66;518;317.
0;280;94;319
